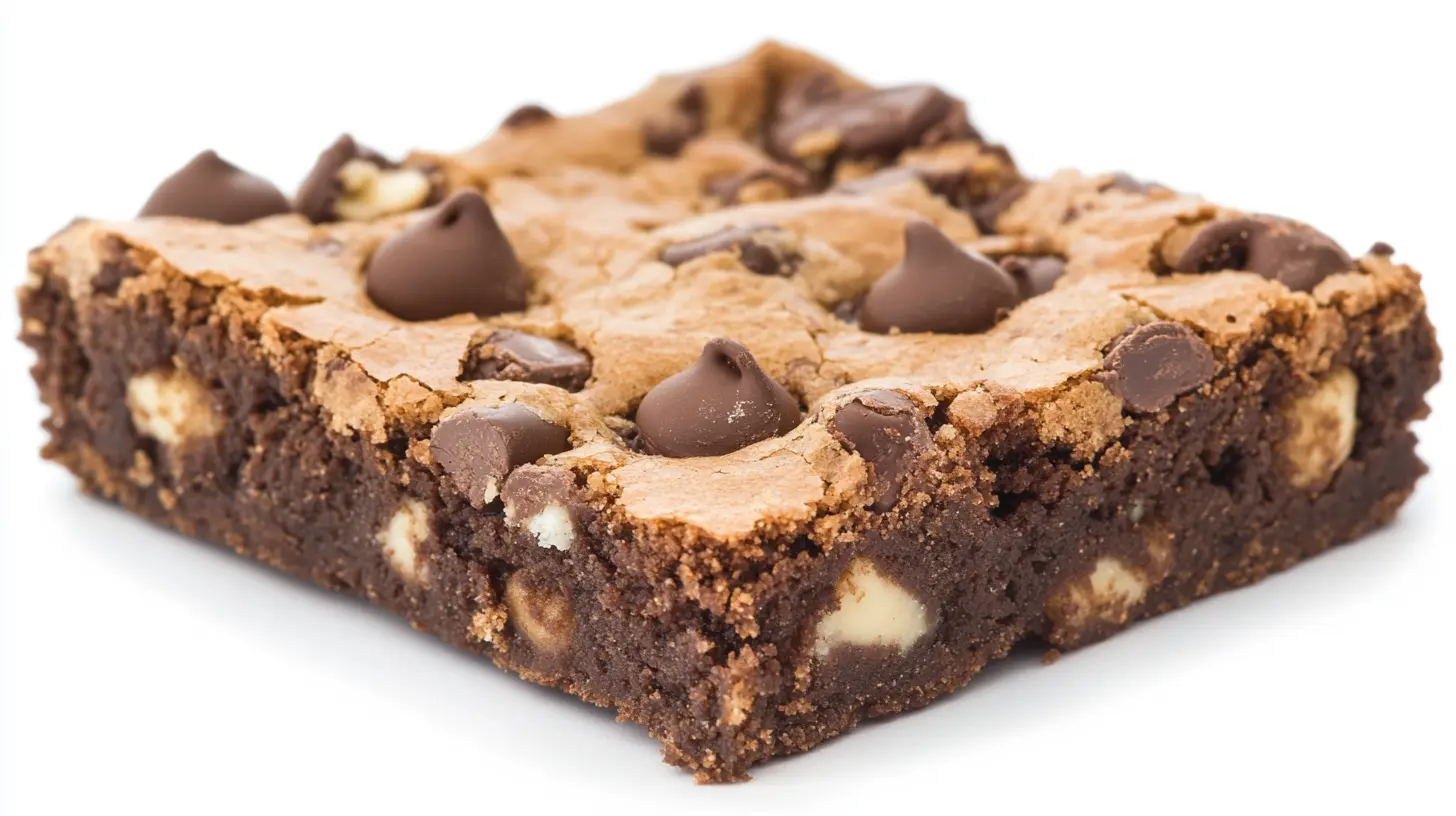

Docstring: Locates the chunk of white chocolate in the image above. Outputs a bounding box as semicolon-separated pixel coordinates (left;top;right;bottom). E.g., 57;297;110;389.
505;571;574;654
524;504;575;551
1282;367;1359;490
378;499;431;584
814;557;930;657
1047;556;1149;630
126;368;223;446
333;159;433;222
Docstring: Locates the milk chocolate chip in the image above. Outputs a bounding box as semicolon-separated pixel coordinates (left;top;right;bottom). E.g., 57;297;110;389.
1176;216;1352;292
635;338;802;458
138;150;290;224
295;134;435;224
769;83;978;166
501;104;555;129
431;403;571;508
970;181;1029;235
999;255;1067;300
1101;322;1218;413
659;224;795;277
832;391;932;511
365;190;528;321
859;221;1020;334
706;163;811;205
643;83;706;157
461;330;592;392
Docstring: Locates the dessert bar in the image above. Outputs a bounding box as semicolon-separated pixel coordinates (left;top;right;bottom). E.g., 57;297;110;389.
18;42;1440;780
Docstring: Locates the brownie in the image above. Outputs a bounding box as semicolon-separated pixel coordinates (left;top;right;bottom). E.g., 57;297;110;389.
17;42;1441;782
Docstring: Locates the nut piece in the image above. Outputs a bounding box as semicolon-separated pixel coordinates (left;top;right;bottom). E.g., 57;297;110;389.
505;569;574;654
1282;367;1359;490
378;499;431;585
332;159;434;222
126;368;223;445
813;557;930;657
1046;557;1148;631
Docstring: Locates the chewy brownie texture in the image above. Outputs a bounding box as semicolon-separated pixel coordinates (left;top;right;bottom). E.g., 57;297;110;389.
17;42;1441;781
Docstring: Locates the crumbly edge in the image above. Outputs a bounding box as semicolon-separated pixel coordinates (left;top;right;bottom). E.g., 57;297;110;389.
17;225;1440;779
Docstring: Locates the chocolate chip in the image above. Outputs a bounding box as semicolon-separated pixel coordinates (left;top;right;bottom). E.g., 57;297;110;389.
999;255;1067;300
501;104;555;129
832;166;974;210
831;391;932;511
461;329;592;391
1176;216;1352;292
643;83;706;157
971;181;1028;235
502;465;592;551
706;163;811;204
768;83;979;167
635;338;802;458
365;190;528;322
1369;241;1396;256
1101;322;1218;413
659;224;795;277
859;221;1020;335
431;403;571;509
138;150;290;224
295;134;392;224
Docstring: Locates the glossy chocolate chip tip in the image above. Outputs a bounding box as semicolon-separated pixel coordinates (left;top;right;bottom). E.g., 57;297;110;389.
859;220;1020;335
635;338;802;458
365;190;528;322
138;150;291;225
659;224;794;277
1101;322;1218;413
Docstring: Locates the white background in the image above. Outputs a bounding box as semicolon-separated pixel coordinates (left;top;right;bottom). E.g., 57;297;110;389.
2;2;1452;813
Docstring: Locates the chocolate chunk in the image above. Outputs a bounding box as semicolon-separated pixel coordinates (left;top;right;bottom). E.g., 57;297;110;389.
659;224;794;277
635;338;802;458
295;134;391;224
643;83;706;157
999;255;1067;300
859;221;1020;335
138;150;290;224
769;83;979;166
502;465;592;551
1176;216;1352;292
706;163;811;204
1101;322;1218;413
831;391;932;511
501;104;555;129
461;330;592;391
1369;241;1396;256
971;181;1028;235
365;190;528;322
832;166;973;210
431;403;571;508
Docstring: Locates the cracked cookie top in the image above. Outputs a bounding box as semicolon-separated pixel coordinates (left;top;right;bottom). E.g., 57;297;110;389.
28;41;1424;544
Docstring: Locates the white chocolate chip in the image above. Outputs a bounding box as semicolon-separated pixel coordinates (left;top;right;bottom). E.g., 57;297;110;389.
525;504;575;551
505;572;574;654
814;557;930;658
126;368;223;446
378;499;431;585
1046;557;1148;630
332;159;433;222
1282;367;1359;490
